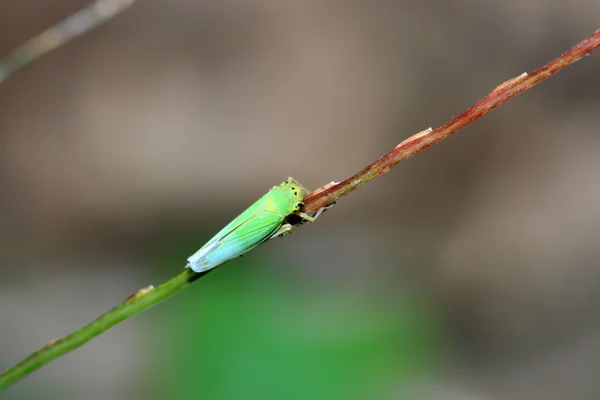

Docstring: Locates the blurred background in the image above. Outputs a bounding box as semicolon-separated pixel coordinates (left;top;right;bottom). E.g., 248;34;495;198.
1;1;600;399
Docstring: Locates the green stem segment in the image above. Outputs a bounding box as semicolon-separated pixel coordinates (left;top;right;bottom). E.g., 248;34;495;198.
0;268;201;389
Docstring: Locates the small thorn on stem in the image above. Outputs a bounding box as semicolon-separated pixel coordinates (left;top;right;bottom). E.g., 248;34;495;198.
493;72;528;93
125;285;155;302
43;339;58;350
396;127;433;149
311;181;338;196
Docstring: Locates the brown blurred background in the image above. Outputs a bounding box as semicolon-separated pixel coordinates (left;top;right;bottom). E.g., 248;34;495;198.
1;1;600;399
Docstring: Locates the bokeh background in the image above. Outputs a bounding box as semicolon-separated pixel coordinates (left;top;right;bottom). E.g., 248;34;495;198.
1;1;600;399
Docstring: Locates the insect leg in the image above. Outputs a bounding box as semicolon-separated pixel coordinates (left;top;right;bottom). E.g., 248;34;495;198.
294;201;335;223
268;223;293;239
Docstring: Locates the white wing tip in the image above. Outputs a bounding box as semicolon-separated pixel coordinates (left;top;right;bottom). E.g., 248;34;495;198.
187;240;220;272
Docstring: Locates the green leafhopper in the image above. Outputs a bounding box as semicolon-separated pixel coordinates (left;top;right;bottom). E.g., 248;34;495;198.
187;178;318;273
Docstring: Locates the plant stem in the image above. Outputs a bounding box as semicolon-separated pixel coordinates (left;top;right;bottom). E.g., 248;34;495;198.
0;268;207;389
1;26;599;390
302;28;600;214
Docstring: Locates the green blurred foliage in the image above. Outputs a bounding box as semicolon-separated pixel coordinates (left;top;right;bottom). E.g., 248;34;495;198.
153;258;446;400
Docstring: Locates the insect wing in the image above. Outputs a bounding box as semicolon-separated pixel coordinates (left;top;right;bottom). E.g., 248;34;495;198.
215;210;284;258
188;209;283;272
200;192;271;250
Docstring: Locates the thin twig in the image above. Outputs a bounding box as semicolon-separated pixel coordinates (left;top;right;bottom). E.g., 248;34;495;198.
0;27;599;390
0;0;137;84
0;268;210;389
301;28;600;214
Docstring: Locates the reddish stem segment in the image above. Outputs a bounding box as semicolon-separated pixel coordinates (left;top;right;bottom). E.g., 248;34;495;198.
302;28;600;214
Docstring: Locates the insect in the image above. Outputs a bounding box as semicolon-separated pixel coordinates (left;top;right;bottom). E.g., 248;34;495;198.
187;177;320;273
